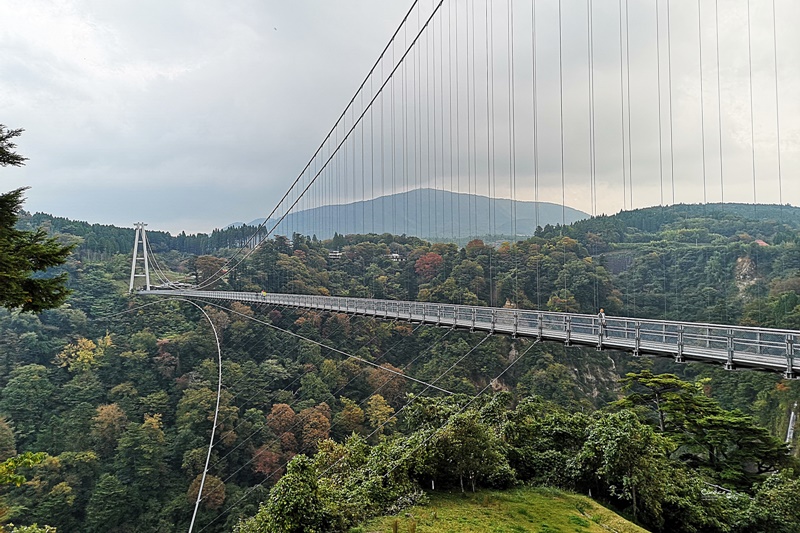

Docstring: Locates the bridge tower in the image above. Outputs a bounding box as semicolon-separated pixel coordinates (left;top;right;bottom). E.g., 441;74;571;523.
129;222;151;292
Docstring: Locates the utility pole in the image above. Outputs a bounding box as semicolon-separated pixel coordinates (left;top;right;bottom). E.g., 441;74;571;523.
129;222;151;292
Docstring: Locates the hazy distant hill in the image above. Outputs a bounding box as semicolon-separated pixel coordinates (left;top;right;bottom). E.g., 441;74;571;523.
240;188;589;240
557;202;800;241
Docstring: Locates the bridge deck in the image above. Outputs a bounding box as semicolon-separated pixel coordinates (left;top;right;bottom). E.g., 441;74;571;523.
144;290;800;377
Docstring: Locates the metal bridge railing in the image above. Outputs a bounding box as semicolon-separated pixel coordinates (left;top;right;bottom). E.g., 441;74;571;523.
143;289;800;377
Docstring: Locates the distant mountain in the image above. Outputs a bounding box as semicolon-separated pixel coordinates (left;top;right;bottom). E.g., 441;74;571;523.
242;188;590;240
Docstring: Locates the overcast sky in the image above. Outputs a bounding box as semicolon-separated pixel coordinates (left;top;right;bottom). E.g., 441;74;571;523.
2;0;798;235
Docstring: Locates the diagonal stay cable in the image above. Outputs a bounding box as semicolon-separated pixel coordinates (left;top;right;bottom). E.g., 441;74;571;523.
194;0;446;290
193;1;430;290
144;239;171;285
207;304;340;405
318;330;494;479
207;322;447;488
204;304;427;468
183;298;458;493
211;320;451;476
210;332;519;525
102;295;253;532
355;331;493;444
195;325;468;519
325;324;456;413
104;296;359;490
195;298;454;394
218;321;452;475
173;298;224;533
117;296;299;403
381;338;540;478
198;329;492;531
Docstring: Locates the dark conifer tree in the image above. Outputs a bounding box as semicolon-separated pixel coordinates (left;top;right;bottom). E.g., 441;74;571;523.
0;124;73;312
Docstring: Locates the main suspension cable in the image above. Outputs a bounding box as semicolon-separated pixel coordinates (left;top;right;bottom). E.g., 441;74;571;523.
194;1;439;289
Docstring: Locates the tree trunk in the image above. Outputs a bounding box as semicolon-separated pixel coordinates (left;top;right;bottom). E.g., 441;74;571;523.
655;394;665;433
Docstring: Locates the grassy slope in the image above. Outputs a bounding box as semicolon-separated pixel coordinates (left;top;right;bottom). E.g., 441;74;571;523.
361;487;650;533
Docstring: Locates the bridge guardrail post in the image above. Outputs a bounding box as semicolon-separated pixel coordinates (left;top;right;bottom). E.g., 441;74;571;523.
725;329;735;370
183;292;800;375
596;316;603;350
565;316;572;346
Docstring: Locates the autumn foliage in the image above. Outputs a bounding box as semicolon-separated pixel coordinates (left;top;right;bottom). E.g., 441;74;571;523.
414;252;444;281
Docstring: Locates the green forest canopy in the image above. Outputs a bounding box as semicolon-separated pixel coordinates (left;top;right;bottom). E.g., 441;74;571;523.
0;200;798;532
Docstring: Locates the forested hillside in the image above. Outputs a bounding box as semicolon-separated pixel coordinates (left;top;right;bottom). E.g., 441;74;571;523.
1;204;799;532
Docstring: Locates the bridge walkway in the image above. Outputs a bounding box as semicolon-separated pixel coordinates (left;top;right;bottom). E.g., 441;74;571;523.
144;290;800;377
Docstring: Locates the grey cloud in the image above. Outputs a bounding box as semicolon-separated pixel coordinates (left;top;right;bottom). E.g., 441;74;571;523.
1;0;797;235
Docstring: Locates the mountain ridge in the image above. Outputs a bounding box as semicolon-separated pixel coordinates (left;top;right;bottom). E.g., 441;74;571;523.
232;188;590;239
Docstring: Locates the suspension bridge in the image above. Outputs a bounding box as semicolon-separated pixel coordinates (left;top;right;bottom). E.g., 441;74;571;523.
142;289;799;377
120;1;800;528
131;0;798;375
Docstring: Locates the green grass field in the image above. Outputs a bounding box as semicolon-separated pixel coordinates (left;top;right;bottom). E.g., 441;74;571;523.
359;487;650;533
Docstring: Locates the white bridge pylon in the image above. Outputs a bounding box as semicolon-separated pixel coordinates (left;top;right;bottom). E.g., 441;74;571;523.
142;289;800;378
129;222;151;293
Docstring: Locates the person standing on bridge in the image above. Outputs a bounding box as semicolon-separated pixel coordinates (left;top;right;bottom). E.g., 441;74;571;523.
598;308;606;335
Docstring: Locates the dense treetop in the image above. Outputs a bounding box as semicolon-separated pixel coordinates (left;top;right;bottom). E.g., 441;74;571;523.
0;199;797;532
